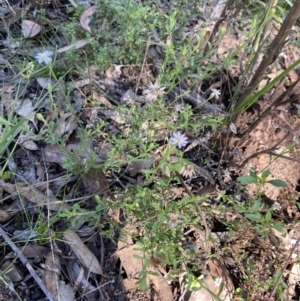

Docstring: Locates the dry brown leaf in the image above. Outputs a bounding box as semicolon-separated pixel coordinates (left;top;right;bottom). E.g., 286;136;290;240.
5;246;49;260
57;281;75;301
1;261;24;282
188;258;233;301
63;230;105;276
57;39;89;53
128;157;155;177
82;168;114;201
37;77;55;90
53;113;78;138
193;165;215;185
43;144;70;164
0;180;70;211
22;20;41;38
117;244;143;279
19;139;39;151
117;244;174;300
91;89;113;108
15;98;35;123
44;251;61;298
148;270;174;301
80;6;97;33
122;279;139;290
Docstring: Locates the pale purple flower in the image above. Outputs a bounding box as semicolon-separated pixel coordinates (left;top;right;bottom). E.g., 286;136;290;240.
35;50;53;64
171;131;188;149
210;88;221;98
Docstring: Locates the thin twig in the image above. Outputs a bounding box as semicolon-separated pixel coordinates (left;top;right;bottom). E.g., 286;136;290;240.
269;237;300;299
0;226;58;301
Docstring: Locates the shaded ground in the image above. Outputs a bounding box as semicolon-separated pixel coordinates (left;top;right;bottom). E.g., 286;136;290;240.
1;0;300;301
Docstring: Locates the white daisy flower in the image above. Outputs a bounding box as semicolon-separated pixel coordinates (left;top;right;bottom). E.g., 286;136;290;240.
143;81;166;102
35;50;53;64
170;131;188;149
210;88;221;98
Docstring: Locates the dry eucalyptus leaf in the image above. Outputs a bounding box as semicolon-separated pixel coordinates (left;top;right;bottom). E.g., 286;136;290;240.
80;5;97;33
15;98;35;123
0;179;71;211
63;230;105;276
44;251;61;298
5;246;49;260
22;20;41;38
1;261;24;282
57;39;89;53
21;140;39;150
37;77;55;90
117;244;143;279
148;269;174;301
128;157;155;177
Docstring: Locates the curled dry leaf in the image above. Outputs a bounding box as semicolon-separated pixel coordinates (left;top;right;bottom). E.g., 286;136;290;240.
44;251;61;298
63;230;105;276
80;6;97;33
22;20;41;38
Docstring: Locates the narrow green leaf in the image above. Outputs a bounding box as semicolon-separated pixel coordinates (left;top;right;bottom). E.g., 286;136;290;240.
261;169;270;180
252;200;261;212
246;213;262;222
237;175;258;184
272;222;284;233
249;170;259;181
268;179;288;187
265;211;272;222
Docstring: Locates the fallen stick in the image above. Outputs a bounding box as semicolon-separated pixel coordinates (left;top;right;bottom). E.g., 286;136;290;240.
0;226;58;301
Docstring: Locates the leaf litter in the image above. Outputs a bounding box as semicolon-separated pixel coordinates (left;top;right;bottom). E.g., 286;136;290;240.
1;0;300;300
